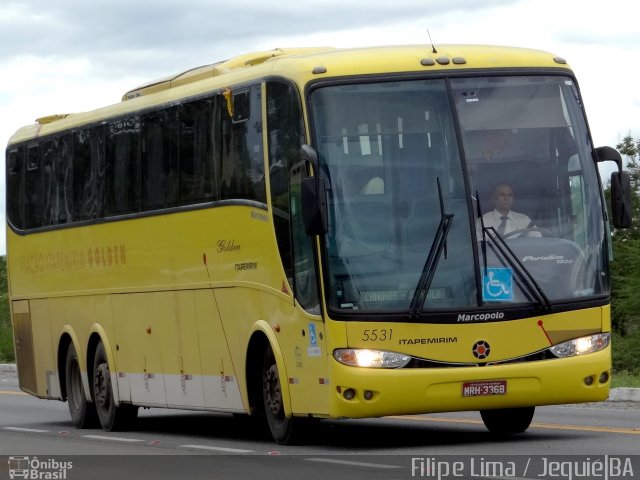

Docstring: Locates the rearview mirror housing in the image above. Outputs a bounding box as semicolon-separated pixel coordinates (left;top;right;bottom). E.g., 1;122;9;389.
299;145;328;236
610;171;633;229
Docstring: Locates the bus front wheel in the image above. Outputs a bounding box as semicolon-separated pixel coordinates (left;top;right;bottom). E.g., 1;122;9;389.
92;342;138;431
65;343;98;428
480;406;535;434
262;346;300;444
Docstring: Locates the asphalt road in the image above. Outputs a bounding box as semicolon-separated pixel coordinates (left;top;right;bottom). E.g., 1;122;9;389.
1;369;638;480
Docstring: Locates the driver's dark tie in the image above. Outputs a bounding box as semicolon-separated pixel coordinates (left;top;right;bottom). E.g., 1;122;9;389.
497;216;508;235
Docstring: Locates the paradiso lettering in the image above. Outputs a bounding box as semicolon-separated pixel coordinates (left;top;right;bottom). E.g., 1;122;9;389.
523;254;573;264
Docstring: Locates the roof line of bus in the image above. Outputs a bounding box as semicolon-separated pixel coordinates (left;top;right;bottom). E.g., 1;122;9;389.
120;47;335;101
9;44;571;145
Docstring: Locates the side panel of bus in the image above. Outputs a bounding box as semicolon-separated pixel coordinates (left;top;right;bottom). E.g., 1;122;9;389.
111;289;244;411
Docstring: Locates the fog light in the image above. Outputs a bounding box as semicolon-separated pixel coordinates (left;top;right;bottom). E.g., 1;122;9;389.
599;372;610;384
584;376;594;386
363;390;373;400
343;388;356;400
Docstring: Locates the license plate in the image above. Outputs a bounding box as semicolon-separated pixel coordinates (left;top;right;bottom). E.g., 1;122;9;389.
462;380;507;397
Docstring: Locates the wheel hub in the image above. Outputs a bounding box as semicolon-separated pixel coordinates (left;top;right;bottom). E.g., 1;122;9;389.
94;363;111;410
264;365;283;418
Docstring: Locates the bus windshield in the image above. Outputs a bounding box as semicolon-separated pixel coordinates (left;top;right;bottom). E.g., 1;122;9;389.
309;75;607;316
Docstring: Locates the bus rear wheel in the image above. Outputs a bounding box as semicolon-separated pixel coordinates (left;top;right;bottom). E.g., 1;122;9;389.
65;343;98;428
262;346;301;444
480;406;535;434
92;342;138;431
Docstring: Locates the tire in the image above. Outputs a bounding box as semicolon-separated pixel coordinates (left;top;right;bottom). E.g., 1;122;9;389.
262;346;301;444
92;342;138;431
65;344;99;428
480;406;535;434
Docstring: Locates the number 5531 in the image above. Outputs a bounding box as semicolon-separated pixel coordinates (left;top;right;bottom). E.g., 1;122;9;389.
361;329;392;342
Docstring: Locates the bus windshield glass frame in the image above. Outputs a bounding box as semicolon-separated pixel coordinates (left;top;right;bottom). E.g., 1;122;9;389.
308;74;607;319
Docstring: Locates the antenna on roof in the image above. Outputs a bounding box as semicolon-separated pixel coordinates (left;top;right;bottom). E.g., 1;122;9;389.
427;29;438;54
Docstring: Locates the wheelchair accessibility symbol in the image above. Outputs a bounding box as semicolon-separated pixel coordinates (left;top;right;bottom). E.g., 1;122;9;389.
483;268;513;301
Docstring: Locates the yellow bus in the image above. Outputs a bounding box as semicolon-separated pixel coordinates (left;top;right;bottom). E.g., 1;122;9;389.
6;45;632;444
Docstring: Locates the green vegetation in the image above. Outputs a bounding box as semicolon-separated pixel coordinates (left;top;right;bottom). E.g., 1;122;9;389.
607;135;640;387
611;331;640;377
611;372;640;389
0;256;13;362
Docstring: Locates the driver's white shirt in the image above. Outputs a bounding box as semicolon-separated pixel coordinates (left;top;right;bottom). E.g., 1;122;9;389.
478;209;540;237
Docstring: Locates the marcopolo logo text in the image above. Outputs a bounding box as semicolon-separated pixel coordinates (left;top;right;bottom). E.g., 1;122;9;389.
457;312;505;322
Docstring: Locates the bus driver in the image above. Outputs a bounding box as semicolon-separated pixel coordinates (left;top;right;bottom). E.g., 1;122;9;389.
478;183;541;238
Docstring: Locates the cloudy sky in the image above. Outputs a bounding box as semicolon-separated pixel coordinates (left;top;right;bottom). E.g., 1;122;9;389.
1;0;639;254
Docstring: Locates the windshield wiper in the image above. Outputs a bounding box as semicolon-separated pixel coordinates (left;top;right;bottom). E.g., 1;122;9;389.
474;193;551;311
409;178;453;318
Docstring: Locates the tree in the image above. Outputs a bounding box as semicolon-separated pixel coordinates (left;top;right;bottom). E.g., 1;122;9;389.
614;134;640;240
0;256;6;293
610;135;640;334
616;134;640;183
0;256;14;362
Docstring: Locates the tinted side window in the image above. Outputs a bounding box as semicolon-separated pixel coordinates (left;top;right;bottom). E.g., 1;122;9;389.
24;144;43;229
73;130;91;221
106;116;141;215
180;99;218;204
142;108;180;210
42;136;73;225
220;85;265;202
267;81;304;282
7;147;24;229
73;128;105;221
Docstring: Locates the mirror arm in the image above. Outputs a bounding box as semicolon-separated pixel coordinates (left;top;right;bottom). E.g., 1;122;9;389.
302;144;320;177
594;146;623;173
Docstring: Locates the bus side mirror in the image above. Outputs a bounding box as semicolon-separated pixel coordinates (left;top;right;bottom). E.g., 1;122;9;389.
301;176;328;235
610;171;633;229
300;145;328;236
594;146;633;229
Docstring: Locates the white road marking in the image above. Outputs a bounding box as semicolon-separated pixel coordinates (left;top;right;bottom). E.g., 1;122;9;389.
82;434;143;442
4;427;49;433
305;458;402;469
180;444;254;453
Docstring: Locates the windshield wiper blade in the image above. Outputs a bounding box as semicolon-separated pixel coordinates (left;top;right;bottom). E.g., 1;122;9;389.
482;227;552;311
474;190;488;305
410;178;454;318
474;191;550;311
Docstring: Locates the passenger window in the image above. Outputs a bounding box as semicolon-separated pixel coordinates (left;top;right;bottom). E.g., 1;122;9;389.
24;144;43;229
220;85;265;203
106;116;141;215
180;99;218;204
142;108;180;210
7;148;24;229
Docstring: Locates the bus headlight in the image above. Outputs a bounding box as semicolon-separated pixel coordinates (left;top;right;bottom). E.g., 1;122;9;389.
549;333;610;358
333;349;411;368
